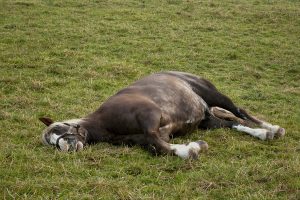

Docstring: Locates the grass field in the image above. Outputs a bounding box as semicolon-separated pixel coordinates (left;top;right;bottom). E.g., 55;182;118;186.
1;0;300;199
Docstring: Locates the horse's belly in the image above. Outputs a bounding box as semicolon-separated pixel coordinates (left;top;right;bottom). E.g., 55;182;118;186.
159;95;207;136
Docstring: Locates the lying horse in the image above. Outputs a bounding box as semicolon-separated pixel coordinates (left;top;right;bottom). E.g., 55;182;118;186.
40;71;285;159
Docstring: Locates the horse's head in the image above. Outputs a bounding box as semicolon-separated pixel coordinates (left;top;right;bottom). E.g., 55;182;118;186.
39;117;87;152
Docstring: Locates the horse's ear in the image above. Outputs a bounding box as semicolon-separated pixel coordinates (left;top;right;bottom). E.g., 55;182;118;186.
39;117;54;126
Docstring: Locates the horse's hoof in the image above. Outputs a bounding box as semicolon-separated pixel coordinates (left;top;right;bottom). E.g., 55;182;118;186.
196;140;209;152
276;127;285;138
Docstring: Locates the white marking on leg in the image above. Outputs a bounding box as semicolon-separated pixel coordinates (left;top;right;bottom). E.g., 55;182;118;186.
259;122;285;137
261;122;276;131
170;144;191;159
233;125;269;140
170;142;201;159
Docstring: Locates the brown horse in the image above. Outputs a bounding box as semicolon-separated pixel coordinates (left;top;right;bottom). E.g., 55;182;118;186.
40;71;285;159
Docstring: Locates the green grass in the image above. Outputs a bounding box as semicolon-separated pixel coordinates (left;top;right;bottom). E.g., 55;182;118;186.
1;0;300;199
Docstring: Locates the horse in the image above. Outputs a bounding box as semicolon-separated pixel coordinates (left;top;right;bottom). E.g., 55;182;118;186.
40;71;285;159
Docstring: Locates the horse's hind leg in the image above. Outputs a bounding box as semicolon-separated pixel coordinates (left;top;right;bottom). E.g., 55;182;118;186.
210;107;254;127
240;109;285;137
210;106;285;138
199;111;278;140
198;111;238;129
180;73;285;139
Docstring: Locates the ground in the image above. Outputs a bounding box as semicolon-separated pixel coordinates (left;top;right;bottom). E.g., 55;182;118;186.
0;0;299;199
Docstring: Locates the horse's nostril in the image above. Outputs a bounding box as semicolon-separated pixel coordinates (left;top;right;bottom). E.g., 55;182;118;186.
76;141;84;151
56;133;81;152
57;139;70;152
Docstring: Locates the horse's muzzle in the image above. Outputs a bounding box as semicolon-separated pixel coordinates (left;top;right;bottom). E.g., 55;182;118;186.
56;133;84;152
